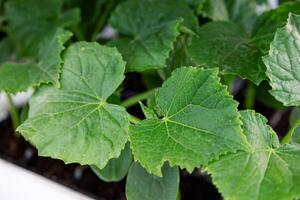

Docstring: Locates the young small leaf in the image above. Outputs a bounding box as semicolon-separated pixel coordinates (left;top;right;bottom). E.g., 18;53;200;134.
139;102;158;119
17;42;129;169
188;21;266;84
109;0;197;72
129;67;248;176
5;0;80;58
126;162;179;200
91;143;132;182
0;29;72;93
263;14;300;106
208;110;300;200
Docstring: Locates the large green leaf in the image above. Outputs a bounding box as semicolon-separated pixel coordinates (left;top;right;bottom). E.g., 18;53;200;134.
17;42;129;169
208;110;300;200
263;14;300;106
0;29;72;93
252;2;300;53
198;0;257;32
126;162;179;200
129;67;248;176
5;0;80;58
91;143;132;182
188;21;266;84
109;0;197;72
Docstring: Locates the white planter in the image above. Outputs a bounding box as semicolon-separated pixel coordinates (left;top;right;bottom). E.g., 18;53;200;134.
0;159;94;200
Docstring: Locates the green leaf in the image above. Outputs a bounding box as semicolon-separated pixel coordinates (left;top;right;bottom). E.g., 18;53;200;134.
91;143;132;182
129;67;248;176
256;81;284;110
199;0;229;20
159;35;196;80
263;14;300;106
0;37;13;64
0;29;72;93
17;42;129;169
198;0;257;32
139;102;158;119
208;110;300;200
126;162;179;200
252;2;300;53
188;21;266;84
5;0;80;58
289;108;300;144
109;0;197;72
225;0;257;32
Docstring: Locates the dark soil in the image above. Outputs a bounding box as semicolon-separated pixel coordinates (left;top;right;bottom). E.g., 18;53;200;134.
0;74;290;200
0;118;221;200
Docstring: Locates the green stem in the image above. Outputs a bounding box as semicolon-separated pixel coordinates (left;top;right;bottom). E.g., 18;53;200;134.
179;25;196;36
244;82;256;109
129;115;141;124
121;89;156;108
282;117;300;144
91;0;116;41
6;94;20;135
71;25;85;41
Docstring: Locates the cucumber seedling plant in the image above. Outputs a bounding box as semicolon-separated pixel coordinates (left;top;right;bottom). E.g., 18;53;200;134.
0;0;300;200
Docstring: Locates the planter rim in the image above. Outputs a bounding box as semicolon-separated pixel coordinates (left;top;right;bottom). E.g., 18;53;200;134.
0;158;94;200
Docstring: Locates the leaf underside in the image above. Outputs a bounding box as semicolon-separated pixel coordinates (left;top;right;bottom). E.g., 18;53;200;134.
17;42;129;169
263;14;300;106
252;2;300;53
91;143;132;182
126;162;179;200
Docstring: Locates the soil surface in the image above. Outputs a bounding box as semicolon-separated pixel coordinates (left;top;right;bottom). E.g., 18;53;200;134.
0;74;290;200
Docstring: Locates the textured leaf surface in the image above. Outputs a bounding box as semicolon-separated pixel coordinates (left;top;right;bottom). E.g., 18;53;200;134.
188;21;265;84
17;42;129;169
289;108;300;144
263;14;300;106
159;35;196;80
109;0;197;72
5;0;80;57
126;162;179;200
0;29;72;93
198;0;257;32
91;143;132;182
252;2;300;53
129;67;248;176
198;0;229;21
208;110;300;200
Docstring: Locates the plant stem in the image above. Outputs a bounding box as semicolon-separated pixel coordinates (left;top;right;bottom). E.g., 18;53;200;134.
121;89;156;108
91;0;116;41
6;94;20;135
129;115;141;124
71;25;85;41
282;117;300;144
244;82;256;109
179;25;196;36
